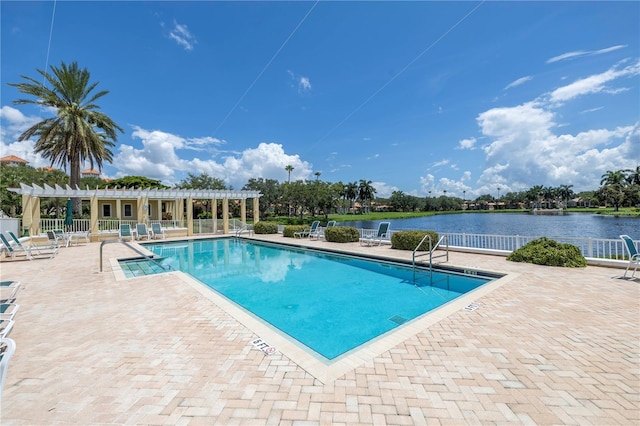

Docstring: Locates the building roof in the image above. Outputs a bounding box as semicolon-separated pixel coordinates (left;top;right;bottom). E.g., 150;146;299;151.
0;155;28;164
81;168;101;175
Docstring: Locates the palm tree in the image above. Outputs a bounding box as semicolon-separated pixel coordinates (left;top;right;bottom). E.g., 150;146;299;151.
357;179;376;214
345;181;358;213
314;171;321;181
600;170;626;186
285;165;294;183
10;61;123;214
624;166;640;185
557;184;574;208
600;170;627;212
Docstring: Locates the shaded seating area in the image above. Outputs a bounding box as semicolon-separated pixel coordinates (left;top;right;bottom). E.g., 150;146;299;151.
360;222;391;246
294;221;320;239
620;234;639;278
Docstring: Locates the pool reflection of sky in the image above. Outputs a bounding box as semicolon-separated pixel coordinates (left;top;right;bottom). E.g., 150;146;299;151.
149;239;490;360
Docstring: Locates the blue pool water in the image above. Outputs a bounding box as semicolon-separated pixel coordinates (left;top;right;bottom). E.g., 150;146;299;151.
132;238;493;360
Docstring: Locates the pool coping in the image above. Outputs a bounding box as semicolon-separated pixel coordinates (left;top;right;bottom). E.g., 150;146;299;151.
111;237;519;384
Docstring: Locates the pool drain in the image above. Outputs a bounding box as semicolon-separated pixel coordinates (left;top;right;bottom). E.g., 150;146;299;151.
389;315;408;325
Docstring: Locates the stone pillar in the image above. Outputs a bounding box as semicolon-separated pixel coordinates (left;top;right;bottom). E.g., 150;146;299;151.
241;199;246;224
136;196;144;224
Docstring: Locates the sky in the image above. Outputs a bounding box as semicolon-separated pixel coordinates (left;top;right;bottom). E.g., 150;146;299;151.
1;1;639;199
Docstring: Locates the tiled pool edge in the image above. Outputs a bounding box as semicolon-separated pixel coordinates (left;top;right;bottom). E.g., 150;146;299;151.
176;267;518;384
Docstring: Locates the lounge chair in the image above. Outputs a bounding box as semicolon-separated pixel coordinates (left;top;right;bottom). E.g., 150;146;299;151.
46;231;64;248
360;222;391;246
119;224;133;241
136;223;150;240
0;337;16;399
67;230;90;246
151;223;166;239
0;319;14;339
0;303;19;321
1;234;34;260
310;221;336;241
6;231;57;258
620;235;639;278
0;281;20;304
294;221;320;239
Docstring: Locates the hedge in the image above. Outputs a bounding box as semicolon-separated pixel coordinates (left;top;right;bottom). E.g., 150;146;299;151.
253;221;278;234
507;237;587;267
324;226;360;243
391;230;439;251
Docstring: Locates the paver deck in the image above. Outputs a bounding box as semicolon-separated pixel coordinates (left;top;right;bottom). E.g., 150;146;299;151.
1;234;638;425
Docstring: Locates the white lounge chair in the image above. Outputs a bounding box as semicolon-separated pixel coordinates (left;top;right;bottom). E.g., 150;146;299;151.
0;281;20;304
620;235;639;278
294;221;320;239
360;222;391;246
151;223;166;239
0;319;14;339
0;303;19;321
119;224;133;241
0;337;16;399
136;223;150;240
310;221;336;240
7;231;57;257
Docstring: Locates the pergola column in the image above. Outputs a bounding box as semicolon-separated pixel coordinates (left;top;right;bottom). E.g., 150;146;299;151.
223;197;229;234
212;198;217;233
21;194;32;236
186;196;193;236
90;194;99;237
241;199;246;224
31;197;41;236
253;197;260;224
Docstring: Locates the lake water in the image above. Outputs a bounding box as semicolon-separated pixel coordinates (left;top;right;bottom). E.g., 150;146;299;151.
340;213;639;240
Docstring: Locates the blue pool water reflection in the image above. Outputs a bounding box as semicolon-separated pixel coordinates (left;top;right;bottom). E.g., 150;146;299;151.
145;238;492;360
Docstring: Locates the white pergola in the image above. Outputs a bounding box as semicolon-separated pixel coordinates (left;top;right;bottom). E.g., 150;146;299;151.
8;183;262;239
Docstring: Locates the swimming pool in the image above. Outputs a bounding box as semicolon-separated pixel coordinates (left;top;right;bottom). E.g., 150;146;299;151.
132;238;495;361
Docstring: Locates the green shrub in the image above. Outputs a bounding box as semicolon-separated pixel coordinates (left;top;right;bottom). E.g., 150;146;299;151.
283;225;308;238
507;237;587;267
253;221;278;234
391;230;439;251
324;226;360;243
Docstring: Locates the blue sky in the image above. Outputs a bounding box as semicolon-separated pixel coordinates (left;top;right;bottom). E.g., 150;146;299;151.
1;1;638;198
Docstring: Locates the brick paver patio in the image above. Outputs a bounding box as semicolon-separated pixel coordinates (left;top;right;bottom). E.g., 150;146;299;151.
1;234;638;425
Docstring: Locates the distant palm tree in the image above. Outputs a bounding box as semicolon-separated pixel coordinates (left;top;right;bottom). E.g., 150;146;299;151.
557;184;574;208
285;165;294;183
357;179;376;214
10;61;123;214
600;170;626;186
624;166;640;185
345;181;358;213
314;171;321;181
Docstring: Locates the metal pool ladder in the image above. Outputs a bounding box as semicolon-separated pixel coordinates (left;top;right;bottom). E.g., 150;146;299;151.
412;234;449;274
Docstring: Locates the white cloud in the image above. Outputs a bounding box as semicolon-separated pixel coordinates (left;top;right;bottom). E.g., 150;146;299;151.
546;45;627;64
168;20;196;51
371;181;398;198
288;70;312;94
114;126;313;188
457;137;476;150
504;76;532;91
549;60;640;103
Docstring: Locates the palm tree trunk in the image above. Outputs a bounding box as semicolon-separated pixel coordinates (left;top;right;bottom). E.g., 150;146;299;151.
70;156;81;214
